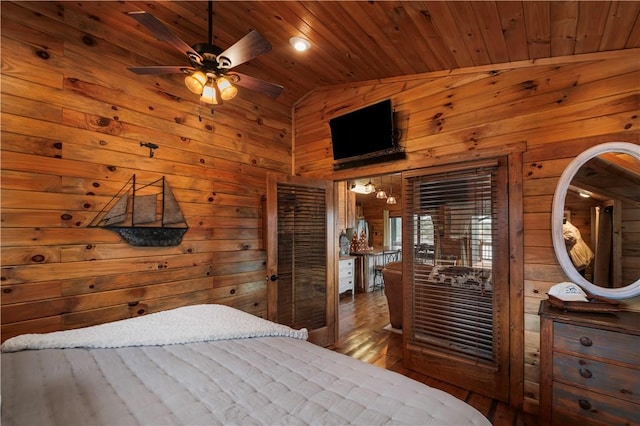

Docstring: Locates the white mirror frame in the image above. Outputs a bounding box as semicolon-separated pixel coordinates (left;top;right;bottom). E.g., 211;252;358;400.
552;141;640;299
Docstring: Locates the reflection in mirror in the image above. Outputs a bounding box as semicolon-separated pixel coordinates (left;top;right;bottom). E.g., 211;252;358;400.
552;142;640;299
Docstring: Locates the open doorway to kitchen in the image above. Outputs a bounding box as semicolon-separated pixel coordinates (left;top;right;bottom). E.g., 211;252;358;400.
345;174;402;250
335;173;401;336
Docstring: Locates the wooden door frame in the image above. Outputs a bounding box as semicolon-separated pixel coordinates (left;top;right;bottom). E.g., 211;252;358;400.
265;173;337;347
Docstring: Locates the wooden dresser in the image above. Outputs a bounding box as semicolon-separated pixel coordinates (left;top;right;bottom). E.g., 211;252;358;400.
538;300;640;425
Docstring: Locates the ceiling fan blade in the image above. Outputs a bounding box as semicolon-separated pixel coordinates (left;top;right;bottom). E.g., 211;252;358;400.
128;66;193;75
218;30;272;69
232;72;283;98
128;11;203;64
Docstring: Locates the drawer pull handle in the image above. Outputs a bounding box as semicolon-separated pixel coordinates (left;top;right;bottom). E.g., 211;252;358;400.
579;368;592;379
579;336;593;347
578;399;591;410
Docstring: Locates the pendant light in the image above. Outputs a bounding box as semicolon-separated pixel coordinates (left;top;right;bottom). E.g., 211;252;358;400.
376;176;387;199
386;179;397;204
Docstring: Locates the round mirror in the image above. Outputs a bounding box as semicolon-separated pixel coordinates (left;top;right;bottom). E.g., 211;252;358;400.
552;142;640;299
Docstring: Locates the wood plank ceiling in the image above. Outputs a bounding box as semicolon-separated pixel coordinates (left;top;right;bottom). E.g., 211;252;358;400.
51;1;640;109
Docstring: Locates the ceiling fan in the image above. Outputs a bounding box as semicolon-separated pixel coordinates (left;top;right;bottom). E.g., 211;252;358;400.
127;1;283;104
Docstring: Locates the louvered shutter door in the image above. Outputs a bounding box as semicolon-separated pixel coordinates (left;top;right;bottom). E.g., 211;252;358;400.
277;183;327;330
406;167;500;362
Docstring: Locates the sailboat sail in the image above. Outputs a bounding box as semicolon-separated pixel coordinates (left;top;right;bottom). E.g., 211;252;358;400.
90;175;188;246
133;194;157;224
102;194;129;226
163;179;185;225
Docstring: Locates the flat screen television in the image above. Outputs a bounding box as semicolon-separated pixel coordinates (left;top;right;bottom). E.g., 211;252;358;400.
329;99;404;170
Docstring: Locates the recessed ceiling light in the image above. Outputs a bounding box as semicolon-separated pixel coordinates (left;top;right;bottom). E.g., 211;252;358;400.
289;36;311;52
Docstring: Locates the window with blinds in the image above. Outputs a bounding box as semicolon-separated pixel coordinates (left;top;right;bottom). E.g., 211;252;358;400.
277;183;327;330
405;166;503;364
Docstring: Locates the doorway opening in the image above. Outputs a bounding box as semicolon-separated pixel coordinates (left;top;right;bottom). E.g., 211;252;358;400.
336;173;401;337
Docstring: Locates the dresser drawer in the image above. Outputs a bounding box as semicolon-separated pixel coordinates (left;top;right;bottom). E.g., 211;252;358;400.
339;277;354;294
339;261;354;278
552;381;640;426
554;322;640;366
339;267;353;278
553;352;640;404
339;258;354;268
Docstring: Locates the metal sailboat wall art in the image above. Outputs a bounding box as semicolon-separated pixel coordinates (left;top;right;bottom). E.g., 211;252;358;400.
90;175;188;246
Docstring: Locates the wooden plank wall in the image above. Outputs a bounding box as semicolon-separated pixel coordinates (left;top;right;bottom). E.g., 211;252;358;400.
292;49;640;415
1;3;291;340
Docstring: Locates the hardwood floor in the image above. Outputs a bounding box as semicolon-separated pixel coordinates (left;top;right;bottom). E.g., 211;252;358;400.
329;290;539;426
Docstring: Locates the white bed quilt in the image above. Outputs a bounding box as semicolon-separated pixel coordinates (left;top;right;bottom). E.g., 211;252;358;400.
1;304;308;352
1;304;490;425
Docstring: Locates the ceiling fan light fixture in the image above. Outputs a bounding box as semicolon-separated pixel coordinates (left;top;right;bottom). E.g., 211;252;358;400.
200;80;220;105
185;70;207;94
217;77;238;100
289;36;311;52
127;9;282;104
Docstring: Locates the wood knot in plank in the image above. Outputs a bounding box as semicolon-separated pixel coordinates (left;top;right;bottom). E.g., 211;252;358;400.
35;50;50;60
82;35;96;46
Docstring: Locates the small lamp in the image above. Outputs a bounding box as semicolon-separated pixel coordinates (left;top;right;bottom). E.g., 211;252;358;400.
200;80;220;104
217;77;238;100
386;186;397;204
185;71;207;94
376;176;387;199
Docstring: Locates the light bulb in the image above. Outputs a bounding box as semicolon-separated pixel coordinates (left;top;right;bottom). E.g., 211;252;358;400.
289;37;311;52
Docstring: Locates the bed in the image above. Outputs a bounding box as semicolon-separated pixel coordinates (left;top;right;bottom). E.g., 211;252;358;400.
1;304;490;425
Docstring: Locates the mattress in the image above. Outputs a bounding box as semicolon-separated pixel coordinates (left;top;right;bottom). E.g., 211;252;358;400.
1;304;490;425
